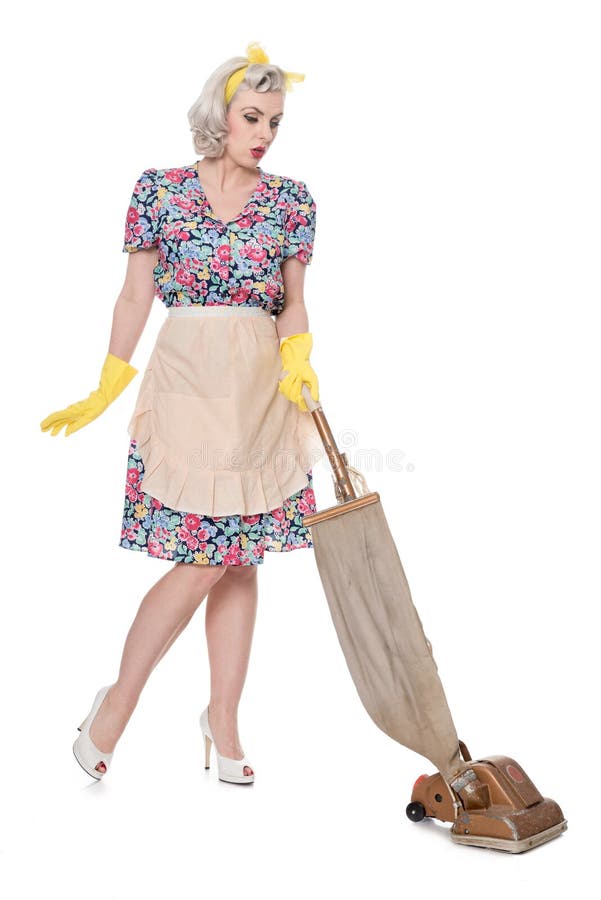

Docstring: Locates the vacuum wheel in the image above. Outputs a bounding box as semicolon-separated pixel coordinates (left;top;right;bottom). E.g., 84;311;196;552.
406;801;426;822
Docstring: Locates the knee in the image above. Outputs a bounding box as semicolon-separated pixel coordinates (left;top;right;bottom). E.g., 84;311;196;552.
174;561;229;591
224;564;258;580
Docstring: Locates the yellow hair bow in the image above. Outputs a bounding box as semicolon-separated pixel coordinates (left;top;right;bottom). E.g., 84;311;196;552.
224;41;305;105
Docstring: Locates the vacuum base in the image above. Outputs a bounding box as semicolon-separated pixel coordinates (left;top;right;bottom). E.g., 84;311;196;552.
450;818;568;853
408;749;567;854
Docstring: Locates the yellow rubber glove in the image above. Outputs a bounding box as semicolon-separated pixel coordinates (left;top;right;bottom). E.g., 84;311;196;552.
278;332;319;412
40;352;138;436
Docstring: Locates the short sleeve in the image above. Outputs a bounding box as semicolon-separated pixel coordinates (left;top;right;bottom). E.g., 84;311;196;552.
122;168;161;252
282;180;317;265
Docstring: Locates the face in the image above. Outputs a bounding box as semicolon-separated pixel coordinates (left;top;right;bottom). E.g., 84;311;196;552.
225;89;284;169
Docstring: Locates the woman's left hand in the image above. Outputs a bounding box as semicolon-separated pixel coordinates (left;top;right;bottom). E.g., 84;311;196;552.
278;332;319;412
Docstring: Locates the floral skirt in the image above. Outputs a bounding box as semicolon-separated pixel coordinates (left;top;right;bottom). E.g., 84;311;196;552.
119;439;317;565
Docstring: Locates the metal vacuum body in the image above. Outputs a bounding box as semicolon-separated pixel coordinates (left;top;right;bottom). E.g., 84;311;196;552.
407;743;567;852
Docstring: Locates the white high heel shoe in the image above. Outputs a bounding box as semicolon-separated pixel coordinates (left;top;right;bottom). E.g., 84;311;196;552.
73;685;114;779
199;706;254;784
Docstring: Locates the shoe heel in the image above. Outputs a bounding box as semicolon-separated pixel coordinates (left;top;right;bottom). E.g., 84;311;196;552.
73;685;114;779
199;704;254;784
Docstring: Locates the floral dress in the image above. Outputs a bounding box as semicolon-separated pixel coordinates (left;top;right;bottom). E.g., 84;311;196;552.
119;163;318;566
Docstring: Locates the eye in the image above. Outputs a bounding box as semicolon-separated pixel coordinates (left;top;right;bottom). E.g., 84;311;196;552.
244;115;281;128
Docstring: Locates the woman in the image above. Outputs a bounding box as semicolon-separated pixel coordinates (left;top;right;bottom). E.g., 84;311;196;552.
40;42;325;785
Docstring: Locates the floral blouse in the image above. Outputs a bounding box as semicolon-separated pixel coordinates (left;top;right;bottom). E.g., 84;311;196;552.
122;163;317;312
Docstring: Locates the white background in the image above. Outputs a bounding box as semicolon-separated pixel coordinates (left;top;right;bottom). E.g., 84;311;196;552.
1;0;598;896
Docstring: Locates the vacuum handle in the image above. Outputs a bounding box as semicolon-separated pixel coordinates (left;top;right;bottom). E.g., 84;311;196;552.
300;381;321;413
299;382;357;502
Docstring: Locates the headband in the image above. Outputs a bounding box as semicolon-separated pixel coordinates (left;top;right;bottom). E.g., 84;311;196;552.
224;41;305;106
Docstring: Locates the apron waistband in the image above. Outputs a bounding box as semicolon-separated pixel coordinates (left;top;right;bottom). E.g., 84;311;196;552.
167;304;272;317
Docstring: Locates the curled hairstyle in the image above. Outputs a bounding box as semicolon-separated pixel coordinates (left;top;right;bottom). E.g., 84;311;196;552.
188;55;288;157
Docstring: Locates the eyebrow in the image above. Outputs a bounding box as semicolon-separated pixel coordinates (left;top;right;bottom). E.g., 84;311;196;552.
241;106;284;117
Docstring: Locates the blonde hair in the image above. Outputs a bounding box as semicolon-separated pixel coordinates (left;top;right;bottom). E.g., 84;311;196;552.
187;55;288;157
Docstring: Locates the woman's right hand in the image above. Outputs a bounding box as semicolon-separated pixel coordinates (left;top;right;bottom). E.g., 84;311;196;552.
41;247;158;436
40;352;138;436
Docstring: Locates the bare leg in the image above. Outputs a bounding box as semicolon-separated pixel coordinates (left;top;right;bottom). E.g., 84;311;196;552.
204;565;259;776
150;610;195;673
88;562;228;771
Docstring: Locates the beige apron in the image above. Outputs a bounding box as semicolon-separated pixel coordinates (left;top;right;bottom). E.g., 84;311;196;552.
127;305;325;517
